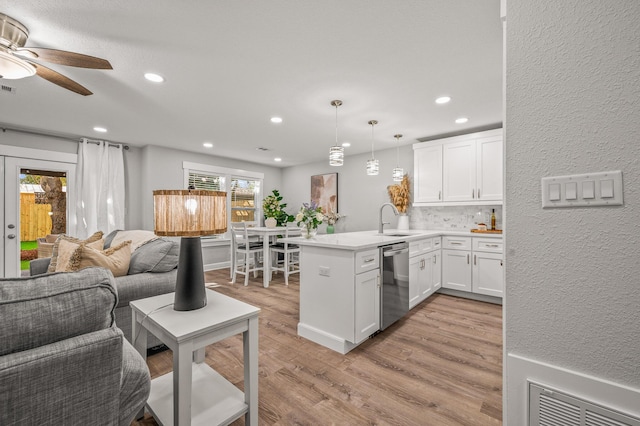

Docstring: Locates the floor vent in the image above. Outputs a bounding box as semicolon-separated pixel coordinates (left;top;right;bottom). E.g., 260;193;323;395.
530;382;640;426
1;84;17;94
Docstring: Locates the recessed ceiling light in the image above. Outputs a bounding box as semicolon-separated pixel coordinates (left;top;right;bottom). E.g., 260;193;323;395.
203;142;213;148
435;96;451;104
274;157;282;162
341;142;351;147
455;117;469;124
270;117;283;124
144;73;165;83
93;126;107;133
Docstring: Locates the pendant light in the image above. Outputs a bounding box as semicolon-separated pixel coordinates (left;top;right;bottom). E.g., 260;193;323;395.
392;134;404;181
366;120;379;175
329;100;344;166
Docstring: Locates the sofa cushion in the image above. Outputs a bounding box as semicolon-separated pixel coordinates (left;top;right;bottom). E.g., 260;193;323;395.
0;267;118;356
47;231;104;273
128;238;179;274
54;238;105;272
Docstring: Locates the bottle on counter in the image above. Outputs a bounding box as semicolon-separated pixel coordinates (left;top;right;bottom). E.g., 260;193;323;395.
491;209;496;230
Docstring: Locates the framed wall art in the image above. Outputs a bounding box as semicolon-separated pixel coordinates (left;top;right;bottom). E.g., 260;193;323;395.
310;173;338;213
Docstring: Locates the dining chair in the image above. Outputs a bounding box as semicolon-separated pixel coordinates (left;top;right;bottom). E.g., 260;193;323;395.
270;224;301;286
230;223;263;286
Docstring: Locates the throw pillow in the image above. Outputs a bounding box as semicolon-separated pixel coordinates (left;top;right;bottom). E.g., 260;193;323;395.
109;229;158;251
48;232;104;273
69;240;132;277
128;238;179;274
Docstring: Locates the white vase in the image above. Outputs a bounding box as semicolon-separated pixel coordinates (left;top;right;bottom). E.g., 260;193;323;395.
265;217;277;228
397;213;409;230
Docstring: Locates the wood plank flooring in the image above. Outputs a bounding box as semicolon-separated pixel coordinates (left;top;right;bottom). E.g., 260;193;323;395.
132;268;502;425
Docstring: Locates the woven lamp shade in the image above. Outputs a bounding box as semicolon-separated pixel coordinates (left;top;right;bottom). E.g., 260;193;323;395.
153;190;227;236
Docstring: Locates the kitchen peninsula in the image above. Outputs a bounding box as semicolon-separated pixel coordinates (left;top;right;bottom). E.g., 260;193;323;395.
286;230;503;354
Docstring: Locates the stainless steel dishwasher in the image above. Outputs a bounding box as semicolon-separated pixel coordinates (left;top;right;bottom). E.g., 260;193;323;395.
380;242;410;330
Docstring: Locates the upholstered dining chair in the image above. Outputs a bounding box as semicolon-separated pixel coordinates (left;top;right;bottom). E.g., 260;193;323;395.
270;224;301;286
230;223;263;286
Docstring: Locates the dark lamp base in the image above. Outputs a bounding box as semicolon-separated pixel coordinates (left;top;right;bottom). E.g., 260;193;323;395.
174;236;207;311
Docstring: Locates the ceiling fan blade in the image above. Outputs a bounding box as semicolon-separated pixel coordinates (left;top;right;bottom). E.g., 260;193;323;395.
31;62;93;96
17;47;112;69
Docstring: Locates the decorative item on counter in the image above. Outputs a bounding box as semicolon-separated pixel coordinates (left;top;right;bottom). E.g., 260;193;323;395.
262;189;294;227
323;209;344;234
477;223;487;231
387;174;411;230
296;201;324;238
491;208;496;230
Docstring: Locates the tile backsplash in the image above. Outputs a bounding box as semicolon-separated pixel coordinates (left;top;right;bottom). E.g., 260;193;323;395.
408;205;503;231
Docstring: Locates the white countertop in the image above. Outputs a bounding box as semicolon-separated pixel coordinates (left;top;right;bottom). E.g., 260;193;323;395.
283;229;502;251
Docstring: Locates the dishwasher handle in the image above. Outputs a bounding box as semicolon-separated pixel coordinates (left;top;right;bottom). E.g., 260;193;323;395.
383;248;409;257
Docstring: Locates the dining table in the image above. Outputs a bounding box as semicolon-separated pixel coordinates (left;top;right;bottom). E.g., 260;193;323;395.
245;226;291;288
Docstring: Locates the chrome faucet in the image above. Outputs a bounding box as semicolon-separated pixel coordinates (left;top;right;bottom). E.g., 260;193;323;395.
379;203;399;234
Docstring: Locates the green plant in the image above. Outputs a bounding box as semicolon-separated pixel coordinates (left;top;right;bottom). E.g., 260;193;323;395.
262;189;294;226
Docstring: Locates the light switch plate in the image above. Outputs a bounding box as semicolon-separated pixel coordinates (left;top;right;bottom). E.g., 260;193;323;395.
541;171;623;208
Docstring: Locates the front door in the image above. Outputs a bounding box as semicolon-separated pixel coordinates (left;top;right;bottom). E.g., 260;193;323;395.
2;156;75;277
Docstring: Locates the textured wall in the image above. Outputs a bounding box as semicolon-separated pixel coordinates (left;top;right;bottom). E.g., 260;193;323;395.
506;0;640;393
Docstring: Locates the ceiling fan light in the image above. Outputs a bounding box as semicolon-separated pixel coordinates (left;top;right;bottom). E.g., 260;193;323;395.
0;51;35;79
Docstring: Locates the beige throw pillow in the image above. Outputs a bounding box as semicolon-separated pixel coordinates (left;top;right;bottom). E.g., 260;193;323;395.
110;230;158;251
54;238;105;273
68;240;132;277
48;231;105;273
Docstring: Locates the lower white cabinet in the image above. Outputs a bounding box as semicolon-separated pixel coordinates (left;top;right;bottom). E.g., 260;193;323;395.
409;237;441;309
355;268;381;343
442;236;503;297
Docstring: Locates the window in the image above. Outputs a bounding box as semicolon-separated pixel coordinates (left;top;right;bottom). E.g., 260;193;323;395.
183;162;264;239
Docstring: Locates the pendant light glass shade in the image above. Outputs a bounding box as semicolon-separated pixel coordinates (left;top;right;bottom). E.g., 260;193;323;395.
329;100;344;166
367;120;379;175
392;133;404;181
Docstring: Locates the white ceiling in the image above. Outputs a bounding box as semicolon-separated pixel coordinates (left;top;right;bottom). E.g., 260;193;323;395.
0;1;503;167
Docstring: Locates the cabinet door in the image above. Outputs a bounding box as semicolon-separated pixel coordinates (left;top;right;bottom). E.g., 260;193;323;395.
419;254;433;299
414;144;443;203
409;256;422;309
476;136;503;201
442;249;472;291
354;269;380;343
432;250;442;291
443;140;476;202
472;252;504;297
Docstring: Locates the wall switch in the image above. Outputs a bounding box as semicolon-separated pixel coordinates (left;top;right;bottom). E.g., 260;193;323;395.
541;171;623;208
319;266;330;277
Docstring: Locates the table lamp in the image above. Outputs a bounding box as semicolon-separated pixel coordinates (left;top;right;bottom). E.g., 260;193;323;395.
153;189;227;311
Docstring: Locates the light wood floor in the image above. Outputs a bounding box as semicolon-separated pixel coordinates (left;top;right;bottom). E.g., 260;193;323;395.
133;268;502;425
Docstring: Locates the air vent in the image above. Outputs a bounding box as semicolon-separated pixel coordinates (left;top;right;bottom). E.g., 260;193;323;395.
530;382;640;426
1;84;17;94
255;147;269;151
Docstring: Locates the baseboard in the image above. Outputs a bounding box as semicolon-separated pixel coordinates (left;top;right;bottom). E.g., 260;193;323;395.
204;261;230;271
437;288;502;305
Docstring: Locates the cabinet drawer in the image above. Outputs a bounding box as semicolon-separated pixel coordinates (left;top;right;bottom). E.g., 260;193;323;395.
409;238;432;256
432;237;441;250
472;238;503;253
355;249;379;273
442;236;471;250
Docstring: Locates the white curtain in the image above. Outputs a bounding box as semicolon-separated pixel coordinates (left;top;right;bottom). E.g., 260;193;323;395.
72;138;125;238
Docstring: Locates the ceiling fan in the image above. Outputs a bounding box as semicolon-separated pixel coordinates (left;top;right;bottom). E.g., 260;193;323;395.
0;12;112;96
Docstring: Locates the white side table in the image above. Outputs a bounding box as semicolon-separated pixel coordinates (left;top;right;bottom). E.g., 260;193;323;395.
131;289;260;426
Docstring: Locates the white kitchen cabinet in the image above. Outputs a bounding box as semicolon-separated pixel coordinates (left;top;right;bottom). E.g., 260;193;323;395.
413;144;443;203
472;238;504;297
409;237;440;309
355;268;380;343
442;248;472;291
413;128;503;206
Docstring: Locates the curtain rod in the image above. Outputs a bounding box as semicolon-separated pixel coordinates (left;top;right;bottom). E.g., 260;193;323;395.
1;125;130;150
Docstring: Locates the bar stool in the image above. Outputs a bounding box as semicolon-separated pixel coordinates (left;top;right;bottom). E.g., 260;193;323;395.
270;224;301;286
230;223;263;286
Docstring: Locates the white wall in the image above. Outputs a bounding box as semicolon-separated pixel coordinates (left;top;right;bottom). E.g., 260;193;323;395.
505;0;640;419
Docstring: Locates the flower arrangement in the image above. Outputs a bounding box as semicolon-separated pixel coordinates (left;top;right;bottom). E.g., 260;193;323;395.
296;201;324;236
323;209;343;226
387;174;411;213
262;189;294;226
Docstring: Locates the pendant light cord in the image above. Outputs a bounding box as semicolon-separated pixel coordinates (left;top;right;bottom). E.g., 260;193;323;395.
335;104;339;147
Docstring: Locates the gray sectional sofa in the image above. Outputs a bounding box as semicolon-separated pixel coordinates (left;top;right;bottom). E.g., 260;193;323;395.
30;230;180;349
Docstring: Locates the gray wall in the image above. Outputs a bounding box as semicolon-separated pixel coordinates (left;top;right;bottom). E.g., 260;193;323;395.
505;0;640;408
281;144;415;232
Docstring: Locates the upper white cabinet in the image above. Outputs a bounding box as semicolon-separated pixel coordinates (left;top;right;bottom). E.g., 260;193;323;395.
413;129;503;206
